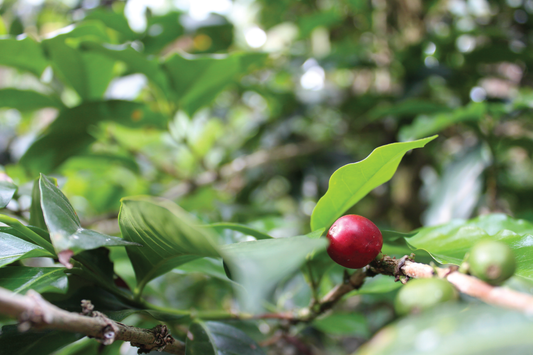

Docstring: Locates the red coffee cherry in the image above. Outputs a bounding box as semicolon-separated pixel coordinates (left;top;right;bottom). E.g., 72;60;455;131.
326;215;383;269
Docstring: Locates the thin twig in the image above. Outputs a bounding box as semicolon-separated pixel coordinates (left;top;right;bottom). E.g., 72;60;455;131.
0;287;185;355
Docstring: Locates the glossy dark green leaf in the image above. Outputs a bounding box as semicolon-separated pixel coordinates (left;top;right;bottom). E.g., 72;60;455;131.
0;232;54;267
0;215;55;254
381;230;417;242
407;214;533;280
0;89;63;111
162;52;267;116
73;247;115;287
355;303;533;355
313;312;369;337
0;36;48;76
0;325;82;355
186;321;265;355
118;196;220;295
0;180;17;209
398;103;485;141
0;225;51;244
205;222;273;240
221;235;328;312
39;174;139;254
311;136;437;231
0;267;68;294
20;101;167;175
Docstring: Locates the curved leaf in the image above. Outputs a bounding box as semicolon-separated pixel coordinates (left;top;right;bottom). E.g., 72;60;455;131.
118;196;220;295
204;222;273;240
407;214;533;280
39;174;139;254
313;312;369;337
186;321;265;355
80;41;171;95
0;36;48;76
162;52;267;116
0;267;68;294
0;181;17;209
356;303;533;355
221;235;328;313
0;232;53;267
0;89;63;111
311;136;437;231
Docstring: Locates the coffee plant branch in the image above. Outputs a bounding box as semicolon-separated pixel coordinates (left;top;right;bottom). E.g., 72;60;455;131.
371;256;533;314
1;254;531;350
0;287;185;355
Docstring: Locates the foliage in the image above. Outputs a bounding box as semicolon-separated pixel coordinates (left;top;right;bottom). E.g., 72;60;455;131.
1;0;533;354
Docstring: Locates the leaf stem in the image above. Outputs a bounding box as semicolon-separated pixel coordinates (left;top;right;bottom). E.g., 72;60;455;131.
0;214;56;255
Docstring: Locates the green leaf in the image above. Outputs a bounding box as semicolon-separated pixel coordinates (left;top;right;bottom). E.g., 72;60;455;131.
0;89;63;111
422;144;492;226
42;22;114;100
0;266;68;294
0;325;82;355
162;52;267;116
186;321;265;355
73;247;115;288
398;103;485;141
311;136;437;231
29;178;48;230
0;232;53;267
0;36;48;76
355;303;533;355
0;225;51;244
39;174;139;254
80;41;171;95
174;257;237;284
346;274;402;297
313;312;369;337
221;235;328;313
204;223;273;240
43;44;114;100
20;101;168;175
84;9;137;41
118;196;220;296
406;214;533;280
0;215;55;255
142;12;184;54
0;180;17;209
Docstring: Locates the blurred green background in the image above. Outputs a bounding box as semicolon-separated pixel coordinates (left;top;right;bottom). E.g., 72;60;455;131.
1;0;533;353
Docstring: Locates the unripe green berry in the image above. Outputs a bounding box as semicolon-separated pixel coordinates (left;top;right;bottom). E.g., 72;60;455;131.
394;278;458;316
468;240;516;286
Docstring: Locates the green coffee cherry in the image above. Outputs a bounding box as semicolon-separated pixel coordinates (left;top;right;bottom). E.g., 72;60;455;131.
468;240;516;286
394;278;458;316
